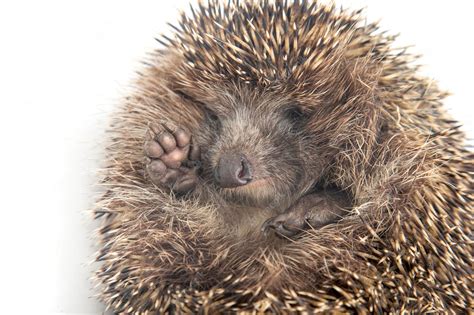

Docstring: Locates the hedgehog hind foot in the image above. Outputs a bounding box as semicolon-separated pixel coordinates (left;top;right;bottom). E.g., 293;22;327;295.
144;122;201;194
262;189;351;238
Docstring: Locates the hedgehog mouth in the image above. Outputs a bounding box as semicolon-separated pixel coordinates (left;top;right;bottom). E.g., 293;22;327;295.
238;178;270;188
219;177;271;189
221;177;278;203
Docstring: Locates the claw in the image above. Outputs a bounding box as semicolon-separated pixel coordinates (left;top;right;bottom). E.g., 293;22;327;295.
183;159;201;169
261;190;351;239
261;217;303;238
261;217;273;236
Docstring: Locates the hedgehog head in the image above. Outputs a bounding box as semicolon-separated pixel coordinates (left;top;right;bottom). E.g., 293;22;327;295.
199;88;316;205
158;0;383;205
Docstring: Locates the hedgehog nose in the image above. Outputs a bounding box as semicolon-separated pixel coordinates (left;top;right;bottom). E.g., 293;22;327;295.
215;153;252;188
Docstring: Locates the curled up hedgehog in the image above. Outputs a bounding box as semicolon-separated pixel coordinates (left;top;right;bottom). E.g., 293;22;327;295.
94;0;473;313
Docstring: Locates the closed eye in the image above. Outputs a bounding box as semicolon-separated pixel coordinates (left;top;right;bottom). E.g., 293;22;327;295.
175;90;220;124
285;106;308;124
205;107;219;122
203;106;221;129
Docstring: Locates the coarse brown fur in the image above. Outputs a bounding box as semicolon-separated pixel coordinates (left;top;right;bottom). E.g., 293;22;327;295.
94;0;473;313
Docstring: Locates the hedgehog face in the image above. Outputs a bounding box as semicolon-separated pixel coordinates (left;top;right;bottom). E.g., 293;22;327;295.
197;92;311;207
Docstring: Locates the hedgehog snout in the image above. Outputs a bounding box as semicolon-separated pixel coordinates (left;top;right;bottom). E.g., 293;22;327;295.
215;153;253;188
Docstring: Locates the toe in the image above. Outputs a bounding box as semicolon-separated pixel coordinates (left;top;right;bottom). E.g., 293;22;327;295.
160;169;180;186
144;140;164;158
157;132;176;153
173;173;197;194
174;128;191;148
148;159;166;175
149;123;162;135
147;160;167;184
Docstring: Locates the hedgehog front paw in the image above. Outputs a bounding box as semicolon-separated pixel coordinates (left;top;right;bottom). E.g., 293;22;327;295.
262;191;350;238
144;122;201;194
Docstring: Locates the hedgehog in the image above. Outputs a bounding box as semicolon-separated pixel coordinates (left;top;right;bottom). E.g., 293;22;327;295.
94;0;473;313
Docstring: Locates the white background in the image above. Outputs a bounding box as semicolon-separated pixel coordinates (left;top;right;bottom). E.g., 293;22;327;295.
0;1;472;314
